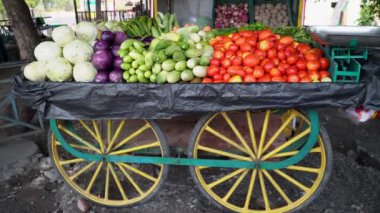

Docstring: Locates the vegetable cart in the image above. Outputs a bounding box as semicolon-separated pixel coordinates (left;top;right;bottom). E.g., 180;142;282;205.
13;61;380;212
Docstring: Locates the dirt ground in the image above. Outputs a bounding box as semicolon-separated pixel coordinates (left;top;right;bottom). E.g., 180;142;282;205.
0;109;379;213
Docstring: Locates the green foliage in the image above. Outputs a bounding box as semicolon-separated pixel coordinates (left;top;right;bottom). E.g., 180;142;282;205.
358;0;380;26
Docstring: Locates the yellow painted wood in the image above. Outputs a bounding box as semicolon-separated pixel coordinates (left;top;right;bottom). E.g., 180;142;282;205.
243;169;257;210
258;171;271;210
222;170;249;202
106;120;126;153
110;141;160;155
92;121;104;152
59;158;85;166
118;164;144;195
58;124;101;154
109;163;128;200
119;162;157;182
262;170;292;204
113;124;150;151
246;111;258;154
198;145;252;161
69;162;96;180
257;110;270;158
270;147;322;159
274;169;310;192
207;169;246;189
205;125;249;155
286;165;321;173
86;162;103;193
104;164;110;200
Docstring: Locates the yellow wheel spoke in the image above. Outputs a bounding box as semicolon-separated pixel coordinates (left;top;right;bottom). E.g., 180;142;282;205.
286;166;321;174
246;111;258;154
244;169;258;209
221;112;256;159
79;120;98;143
269;147;322;159
222;170;249;201
69;161;96;180
107;120;112;144
86;162;104;193
92;121;104;153
58;124;101;154
257;110;270;158
198;145;252;161
117;164;144;195
274;169;310;192
261;128;311;161
109;163;128;200
113;124;150;151
262;113;296;154
262;170;292;205
197;166;209;170
59;158;85;166
207;168;246;189
204;126;250;155
104;165;110;200
106;120;126;153
119;163;157;182
258;170;271;210
110;141;160;155
55;141;95;151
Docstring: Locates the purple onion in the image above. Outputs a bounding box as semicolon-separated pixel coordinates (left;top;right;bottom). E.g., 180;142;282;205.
94;40;109;52
111;45;120;57
141;36;154;45
114;31;128;45
113;56;123;69
92;50;113;70
101;31;115;44
109;70;123;83
95;71;109;83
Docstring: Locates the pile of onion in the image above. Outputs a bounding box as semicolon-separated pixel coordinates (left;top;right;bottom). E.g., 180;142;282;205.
214;3;249;28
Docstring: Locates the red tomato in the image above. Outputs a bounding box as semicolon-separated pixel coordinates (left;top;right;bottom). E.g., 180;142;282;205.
228;44;239;52
232;56;243;66
270;68;281;77
236;50;244;57
277;43;286;51
239;31;254;38
242;51;252;59
202;77;213;83
224;50;235;59
277;63;287;74
319;70;330;78
244;74;256;82
259;29;273;41
285;46;296;56
246;37;257;46
235;37;246;46
254;49;267;60
298;71;308;79
286;66;298;75
227;66;244;75
297;44;311;54
223;73;231;82
244;66;253;74
271;76;286;82
286;54;299;65
296;60;307;70
319;57;330;69
215;36;224;41
307;60;320;71
305;52;319;61
278;51;286;60
231;33;241;41
259;40;273;51
210;59;220;66
260;58;270;66
279;36;294;45
272;58;280;65
213;74;223;81
213;50;224;59
253;66;265;78
224;41;234;50
263;61;275;72
267;35;278;42
287;74;300;83
221;58;232;68
258;75;272;82
220;67;227;75
300;76;312;83
240;43;253;52
309;48;323;57
309;71;320;81
267;49;277;59
207;66;219;77
243;55;261;67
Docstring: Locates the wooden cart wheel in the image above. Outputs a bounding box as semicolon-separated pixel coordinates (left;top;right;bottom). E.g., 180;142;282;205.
48;119;169;207
188;110;332;213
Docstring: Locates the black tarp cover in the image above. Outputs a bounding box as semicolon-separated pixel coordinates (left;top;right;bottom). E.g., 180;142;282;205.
12;61;379;120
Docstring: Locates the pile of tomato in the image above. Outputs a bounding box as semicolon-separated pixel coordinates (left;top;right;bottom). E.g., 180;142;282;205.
205;29;331;83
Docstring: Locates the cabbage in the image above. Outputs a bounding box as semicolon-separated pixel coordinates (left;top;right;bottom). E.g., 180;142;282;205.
73;61;97;82
52;26;76;47
75;21;98;42
46;57;73;82
23;61;47;81
34;41;61;61
63;40;94;64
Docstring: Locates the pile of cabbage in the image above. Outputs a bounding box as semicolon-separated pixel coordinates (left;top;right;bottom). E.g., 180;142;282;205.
24;22;98;82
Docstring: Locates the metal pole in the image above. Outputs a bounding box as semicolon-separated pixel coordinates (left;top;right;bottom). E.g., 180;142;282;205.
73;0;79;24
87;0;91;21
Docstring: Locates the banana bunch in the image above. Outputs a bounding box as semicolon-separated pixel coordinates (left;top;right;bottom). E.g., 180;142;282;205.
121;13;179;38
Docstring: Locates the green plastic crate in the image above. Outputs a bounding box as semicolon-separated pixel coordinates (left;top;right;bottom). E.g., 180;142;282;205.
330;47;368;61
329;58;361;83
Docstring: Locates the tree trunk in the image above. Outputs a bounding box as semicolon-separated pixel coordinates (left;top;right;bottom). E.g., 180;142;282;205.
2;0;40;61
